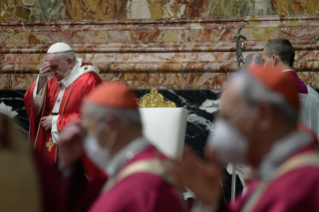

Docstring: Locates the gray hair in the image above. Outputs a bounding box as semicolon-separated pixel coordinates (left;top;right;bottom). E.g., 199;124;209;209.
84;101;141;125
57;51;76;62
232;73;299;124
245;53;264;66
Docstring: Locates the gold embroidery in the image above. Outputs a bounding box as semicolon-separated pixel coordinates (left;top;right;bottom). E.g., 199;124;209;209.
46;138;54;152
138;88;176;108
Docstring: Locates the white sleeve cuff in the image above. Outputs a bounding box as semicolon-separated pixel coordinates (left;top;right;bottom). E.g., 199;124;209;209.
51;115;59;144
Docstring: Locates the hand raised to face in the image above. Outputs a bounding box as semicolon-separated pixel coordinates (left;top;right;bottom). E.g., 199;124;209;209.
39;62;52;79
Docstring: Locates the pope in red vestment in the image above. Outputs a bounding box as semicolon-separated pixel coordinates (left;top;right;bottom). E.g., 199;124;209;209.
24;43;102;164
58;82;187;212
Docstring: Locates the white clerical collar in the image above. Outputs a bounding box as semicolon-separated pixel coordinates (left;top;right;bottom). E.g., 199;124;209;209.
258;131;312;181
58;58;82;89
105;137;149;178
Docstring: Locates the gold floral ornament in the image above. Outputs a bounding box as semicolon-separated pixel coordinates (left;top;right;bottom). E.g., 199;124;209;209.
138;88;176;108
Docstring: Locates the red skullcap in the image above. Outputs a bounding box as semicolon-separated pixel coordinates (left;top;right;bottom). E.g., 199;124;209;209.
247;65;300;110
86;82;138;109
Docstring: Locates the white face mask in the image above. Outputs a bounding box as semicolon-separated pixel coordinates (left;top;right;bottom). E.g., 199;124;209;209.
83;121;116;170
207;109;255;164
208;119;248;164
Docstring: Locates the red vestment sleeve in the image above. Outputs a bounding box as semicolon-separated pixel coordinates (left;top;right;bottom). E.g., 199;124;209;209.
57;112;81;131
24;81;38;143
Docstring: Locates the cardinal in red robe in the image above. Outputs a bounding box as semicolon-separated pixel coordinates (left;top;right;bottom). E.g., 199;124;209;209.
57;82;187;212
24;42;102;165
172;65;319;212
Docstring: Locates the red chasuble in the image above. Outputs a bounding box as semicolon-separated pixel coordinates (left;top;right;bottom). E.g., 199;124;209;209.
24;63;102;164
89;146;187;212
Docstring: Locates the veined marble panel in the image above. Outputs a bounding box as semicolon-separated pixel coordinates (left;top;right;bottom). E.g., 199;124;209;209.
1;0;319;21
1;16;319;89
0;73;227;89
2;71;319;90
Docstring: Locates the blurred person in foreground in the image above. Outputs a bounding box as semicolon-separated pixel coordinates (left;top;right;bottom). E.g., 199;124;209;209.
227;52;264;189
173;65;319;212
58;82;187;212
0;113;64;212
242;50;318;185
263;38;319;139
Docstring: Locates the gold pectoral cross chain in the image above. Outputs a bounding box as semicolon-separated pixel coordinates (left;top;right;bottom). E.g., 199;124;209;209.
46;138;54;152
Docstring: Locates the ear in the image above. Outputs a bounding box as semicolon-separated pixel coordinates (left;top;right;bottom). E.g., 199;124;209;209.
272;54;278;66
66;57;73;68
257;103;275;131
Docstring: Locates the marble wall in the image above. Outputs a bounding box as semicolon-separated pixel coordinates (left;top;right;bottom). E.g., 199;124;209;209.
1;0;319;21
1;1;319;90
0;0;319;89
1;15;319;89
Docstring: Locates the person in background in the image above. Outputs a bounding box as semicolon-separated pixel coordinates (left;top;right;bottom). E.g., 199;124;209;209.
263;38;319;139
173;65;319;212
24;42;102;165
58;82;187;212
244;53;264;66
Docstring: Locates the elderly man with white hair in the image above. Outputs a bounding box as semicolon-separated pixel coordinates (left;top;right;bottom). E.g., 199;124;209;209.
173;65;319;212
24;42;102;165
